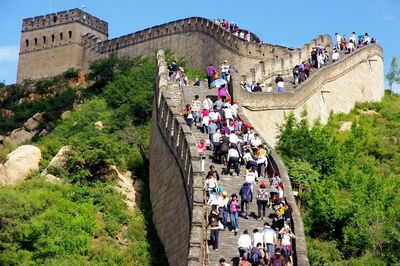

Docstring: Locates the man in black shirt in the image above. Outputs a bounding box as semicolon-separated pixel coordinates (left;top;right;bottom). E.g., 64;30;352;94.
252;82;262;92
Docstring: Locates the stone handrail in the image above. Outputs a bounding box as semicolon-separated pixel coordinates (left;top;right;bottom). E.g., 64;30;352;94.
83;17;330;62
233;44;383;110
228;71;310;266
155;50;207;265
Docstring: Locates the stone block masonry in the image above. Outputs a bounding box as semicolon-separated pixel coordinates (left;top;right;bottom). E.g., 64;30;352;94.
150;50;206;265
17;9;329;83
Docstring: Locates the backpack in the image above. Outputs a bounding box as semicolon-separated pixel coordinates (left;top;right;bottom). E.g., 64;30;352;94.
250;248;261;263
220;142;229;153
258;189;268;201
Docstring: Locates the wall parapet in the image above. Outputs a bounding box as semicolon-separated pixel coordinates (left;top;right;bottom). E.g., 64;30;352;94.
91;17;291;59
234;44;383;110
21;8;108;35
154;50;207;265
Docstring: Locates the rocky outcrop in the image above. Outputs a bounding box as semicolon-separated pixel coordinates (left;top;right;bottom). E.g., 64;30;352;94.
110;165;143;211
0;145;42;185
41;146;70;183
8;128;36;145
5;112;44;145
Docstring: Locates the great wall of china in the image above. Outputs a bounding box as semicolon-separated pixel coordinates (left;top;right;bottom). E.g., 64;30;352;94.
16;8;384;266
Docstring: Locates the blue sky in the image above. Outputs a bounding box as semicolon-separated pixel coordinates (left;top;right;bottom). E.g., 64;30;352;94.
1;0;399;91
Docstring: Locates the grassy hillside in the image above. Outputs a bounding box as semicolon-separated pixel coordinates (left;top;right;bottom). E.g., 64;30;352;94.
277;91;400;265
0;53;175;265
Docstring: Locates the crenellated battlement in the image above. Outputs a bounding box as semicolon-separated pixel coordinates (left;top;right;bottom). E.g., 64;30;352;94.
21;8;108;35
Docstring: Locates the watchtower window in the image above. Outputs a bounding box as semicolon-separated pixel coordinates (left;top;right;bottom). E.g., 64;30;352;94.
25;39;29;47
60;32;63;40
69;31;72;39
51;34;55;42
43;36;46;44
34;38;38;46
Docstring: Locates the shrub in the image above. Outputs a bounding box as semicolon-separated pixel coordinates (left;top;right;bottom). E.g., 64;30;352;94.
63;68;80;79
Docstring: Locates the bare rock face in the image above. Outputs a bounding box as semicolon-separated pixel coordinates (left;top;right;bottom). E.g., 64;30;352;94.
8;128;35;145
0;145;42;185
110;165;143;211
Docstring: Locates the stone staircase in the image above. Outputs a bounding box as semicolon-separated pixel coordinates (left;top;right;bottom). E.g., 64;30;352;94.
181;85;275;266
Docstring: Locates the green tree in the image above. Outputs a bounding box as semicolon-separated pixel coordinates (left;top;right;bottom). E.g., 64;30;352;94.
386;56;400;90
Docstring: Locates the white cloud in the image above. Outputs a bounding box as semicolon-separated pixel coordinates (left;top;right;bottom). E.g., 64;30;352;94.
0;46;19;63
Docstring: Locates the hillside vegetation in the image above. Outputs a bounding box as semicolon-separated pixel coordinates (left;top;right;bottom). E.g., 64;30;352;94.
0;52;191;265
277;91;400;265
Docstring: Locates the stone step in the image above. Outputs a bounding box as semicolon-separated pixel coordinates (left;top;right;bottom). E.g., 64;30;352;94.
181;86;276;265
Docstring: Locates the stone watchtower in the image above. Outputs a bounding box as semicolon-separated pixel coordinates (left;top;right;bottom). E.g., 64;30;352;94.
17;8;108;82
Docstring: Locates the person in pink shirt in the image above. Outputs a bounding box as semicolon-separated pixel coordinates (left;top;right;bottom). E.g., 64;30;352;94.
218;84;229;102
197;139;207;172
228;194;240;233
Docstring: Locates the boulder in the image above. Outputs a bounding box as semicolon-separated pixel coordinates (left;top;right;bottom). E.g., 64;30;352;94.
0;145;42;185
95;121;104;131
8;128;35;145
32;112;44;121
61;110;71;119
41;146;69;180
46;174;63;183
24;117;40;131
47;146;70;169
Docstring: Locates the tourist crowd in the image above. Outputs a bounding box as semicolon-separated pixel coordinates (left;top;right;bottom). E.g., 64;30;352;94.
176;65;297;265
239;31;377;94
214;18;261;43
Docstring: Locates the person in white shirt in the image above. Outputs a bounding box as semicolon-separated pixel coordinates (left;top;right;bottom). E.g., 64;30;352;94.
220;60;230;80
245;32;251;42
266;83;273;92
238;230;252;258
223;106;234;126
279;226;296;258
347;40;355;53
229;131;239;144
239;31;245;39
332;49;340;63
250;133;262;148
203;96;213;111
262;222;277;264
252;228;263;248
247;128;255;145
230;101;239;116
335;32;342;50
245;168;257;193
226;144;240;176
363;33;370;45
218;191;230;229
209;109;221;123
